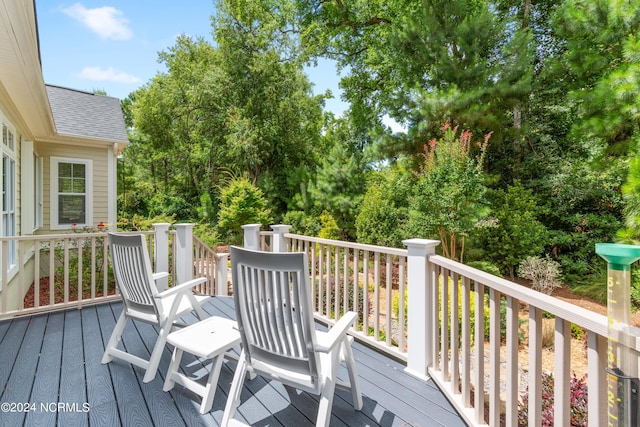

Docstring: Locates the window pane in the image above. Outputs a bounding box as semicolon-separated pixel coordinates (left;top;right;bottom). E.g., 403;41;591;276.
59;162;72;177
72;163;85;178
2;157;6;211
73;178;86;193
8;159;14;210
59;177;73;192
58;195;86;224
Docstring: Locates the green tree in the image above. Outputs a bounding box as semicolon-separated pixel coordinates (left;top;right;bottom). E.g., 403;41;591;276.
296;0;534;164
619;156;640;243
124;1;325;222
308;116;368;239
406;123;490;261
553;0;640;153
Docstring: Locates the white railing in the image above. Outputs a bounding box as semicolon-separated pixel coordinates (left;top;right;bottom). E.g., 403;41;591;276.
0;231;123;319
279;228;409;360
0;223;228;319
246;224;612;427
426;255;608;427
191;234;229;296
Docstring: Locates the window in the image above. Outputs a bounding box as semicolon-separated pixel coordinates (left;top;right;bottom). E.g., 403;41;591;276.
2;124;14;150
34;153;42;229
1;124;16;269
51;157;92;228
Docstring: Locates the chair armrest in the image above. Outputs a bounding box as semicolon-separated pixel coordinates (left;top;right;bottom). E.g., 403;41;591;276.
315;311;357;353
155;277;207;299
153;272;170;281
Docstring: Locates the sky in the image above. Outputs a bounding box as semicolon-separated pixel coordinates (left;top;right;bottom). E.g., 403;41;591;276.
35;1;348;115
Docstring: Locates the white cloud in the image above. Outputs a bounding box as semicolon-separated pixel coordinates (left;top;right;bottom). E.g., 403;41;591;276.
63;3;133;40
78;66;140;84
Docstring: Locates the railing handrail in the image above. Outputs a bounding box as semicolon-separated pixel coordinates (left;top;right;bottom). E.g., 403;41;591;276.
284;232;408;257
0;230;155;242
431;254;609;337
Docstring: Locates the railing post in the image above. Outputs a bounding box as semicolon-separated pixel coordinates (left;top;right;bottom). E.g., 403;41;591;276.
403;238;440;379
175;224;194;285
271;224;291;253
241;224;262;250
153;223;170;292
216;253;229;296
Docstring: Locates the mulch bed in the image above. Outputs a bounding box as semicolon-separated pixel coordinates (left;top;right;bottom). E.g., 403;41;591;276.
23;277;116;308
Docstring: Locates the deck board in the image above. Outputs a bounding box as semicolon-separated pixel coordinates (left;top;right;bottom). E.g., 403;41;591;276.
0;297;466;427
58;309;89;427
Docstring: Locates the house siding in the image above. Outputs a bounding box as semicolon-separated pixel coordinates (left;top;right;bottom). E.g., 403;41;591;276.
35;142;110;234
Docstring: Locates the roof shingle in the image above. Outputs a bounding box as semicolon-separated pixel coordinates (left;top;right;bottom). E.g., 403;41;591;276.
45;85;128;142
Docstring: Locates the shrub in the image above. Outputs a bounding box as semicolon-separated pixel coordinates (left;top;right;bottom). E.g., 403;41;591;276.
518;256;562;295
518;372;588;426
117;213;176;231
356;169;410;248
217;177;272;244
318;211;341;240
282;210;321;237
479;182;547;279
467;261;502;277
193;223;221;248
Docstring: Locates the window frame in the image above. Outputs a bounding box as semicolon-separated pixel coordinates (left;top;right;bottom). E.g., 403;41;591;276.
34;152;43;230
1;121;17;274
50;157;93;230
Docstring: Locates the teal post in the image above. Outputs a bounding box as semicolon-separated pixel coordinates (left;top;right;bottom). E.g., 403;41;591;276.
596;243;640;427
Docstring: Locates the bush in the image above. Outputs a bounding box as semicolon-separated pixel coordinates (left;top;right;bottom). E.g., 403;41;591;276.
518;372;588;426
318;211;341;240
217;177;272;244
356;169;410;248
282;210;321;237
117;214;176;231
467;261;502;277
193;223;221;248
519;256;562;295
479;182;547;279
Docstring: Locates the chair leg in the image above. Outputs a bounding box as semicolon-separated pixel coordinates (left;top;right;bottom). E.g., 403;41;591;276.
342;338;363;410
317;351;339;427
143;321;173;383
221;352;248;427
102;310;128;364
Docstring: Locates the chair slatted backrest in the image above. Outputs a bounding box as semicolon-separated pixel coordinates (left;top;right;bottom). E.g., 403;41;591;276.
109;233;159;317
231;246;319;381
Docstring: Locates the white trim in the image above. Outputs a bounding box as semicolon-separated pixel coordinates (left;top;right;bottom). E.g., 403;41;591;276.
108;144;116;227
34;153;43;230
50;156;93;230
20;139;34;234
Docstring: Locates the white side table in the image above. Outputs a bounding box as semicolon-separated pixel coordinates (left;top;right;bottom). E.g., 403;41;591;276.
163;316;241;414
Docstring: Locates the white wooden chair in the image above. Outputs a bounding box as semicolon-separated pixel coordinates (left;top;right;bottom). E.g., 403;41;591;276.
222;246;363;427
102;232;209;383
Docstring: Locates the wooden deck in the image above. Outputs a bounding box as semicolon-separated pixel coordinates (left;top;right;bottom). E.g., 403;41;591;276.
0;297;466;426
